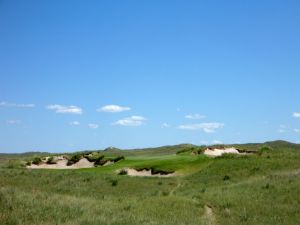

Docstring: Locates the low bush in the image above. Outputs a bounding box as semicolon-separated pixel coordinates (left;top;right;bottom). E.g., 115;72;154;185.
32;157;42;165
112;156;125;163
258;146;273;156
119;169;128;175
95;159;108;166
110;179;118;187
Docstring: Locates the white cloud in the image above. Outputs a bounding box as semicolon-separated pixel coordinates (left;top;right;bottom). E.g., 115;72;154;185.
97;105;131;113
88;123;99;129
113;116;146;126
69;121;80;126
0;101;35;108
293;112;300;118
47;105;82;114
161;123;170;128
294;129;300;133
6;120;21;124
185;114;206;120
178;122;224;133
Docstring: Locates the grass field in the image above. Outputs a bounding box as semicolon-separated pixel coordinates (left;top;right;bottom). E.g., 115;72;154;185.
1;140;300;225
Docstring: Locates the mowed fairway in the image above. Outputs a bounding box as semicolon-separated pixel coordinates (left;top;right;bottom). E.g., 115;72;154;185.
1;141;300;225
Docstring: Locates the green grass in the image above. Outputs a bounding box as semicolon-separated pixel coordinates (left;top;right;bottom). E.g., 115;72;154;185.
0;141;300;225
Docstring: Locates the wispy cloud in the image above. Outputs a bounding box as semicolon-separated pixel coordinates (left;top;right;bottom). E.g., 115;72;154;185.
294;129;300;133
88;123;99;129
178;122;224;133
6;120;21;124
97;105;131;113
293;112;300;118
161;123;170;128
113;116;146;126
47;105;83;114
185;114;206;120
0;101;35;108
69;121;80;126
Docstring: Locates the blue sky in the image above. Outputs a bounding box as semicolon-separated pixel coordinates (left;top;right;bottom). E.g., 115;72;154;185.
1;0;300;153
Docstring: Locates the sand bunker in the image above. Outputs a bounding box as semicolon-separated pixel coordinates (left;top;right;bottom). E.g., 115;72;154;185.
119;168;176;177
27;157;94;169
204;147;248;157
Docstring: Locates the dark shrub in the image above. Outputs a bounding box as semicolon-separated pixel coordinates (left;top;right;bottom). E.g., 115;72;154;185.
96;155;105;162
26;161;32;166
119;169;128;175
152;168;174;175
223;175;230;181
32;157;42;165
112;156;125;163
95;159;108;166
110;179;118;186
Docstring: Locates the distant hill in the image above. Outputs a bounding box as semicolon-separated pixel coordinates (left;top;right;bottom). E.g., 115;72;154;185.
1;140;299;160
0;151;50;158
263;140;300;150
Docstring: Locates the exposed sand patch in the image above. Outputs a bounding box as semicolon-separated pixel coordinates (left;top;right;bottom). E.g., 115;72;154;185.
204;147;248;157
203;205;216;225
69;158;94;169
27;157;94;169
119;168;176;177
103;161;114;167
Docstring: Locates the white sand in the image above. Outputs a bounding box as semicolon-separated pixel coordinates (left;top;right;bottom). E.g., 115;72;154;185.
27;157;94;169
204;147;246;157
103;161;114;167
121;168;175;177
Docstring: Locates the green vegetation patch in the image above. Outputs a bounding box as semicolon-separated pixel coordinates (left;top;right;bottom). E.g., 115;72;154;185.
176;146;205;155
0;141;300;225
32;157;42;165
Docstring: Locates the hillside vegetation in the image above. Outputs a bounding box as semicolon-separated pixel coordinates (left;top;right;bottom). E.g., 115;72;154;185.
0;140;300;225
